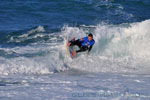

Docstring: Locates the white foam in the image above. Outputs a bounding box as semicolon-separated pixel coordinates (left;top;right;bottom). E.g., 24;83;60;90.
1;20;150;75
19;25;45;38
8;26;46;43
62;20;150;74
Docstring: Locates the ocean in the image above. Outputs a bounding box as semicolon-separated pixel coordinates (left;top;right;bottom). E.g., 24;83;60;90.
0;0;150;100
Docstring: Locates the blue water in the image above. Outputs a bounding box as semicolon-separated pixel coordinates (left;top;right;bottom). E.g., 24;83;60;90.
0;0;150;31
0;0;150;100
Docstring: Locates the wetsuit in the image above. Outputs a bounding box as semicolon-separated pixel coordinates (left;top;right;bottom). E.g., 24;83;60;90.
70;37;95;53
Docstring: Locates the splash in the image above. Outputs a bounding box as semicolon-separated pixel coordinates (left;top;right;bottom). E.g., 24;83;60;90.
63;19;150;74
0;20;150;75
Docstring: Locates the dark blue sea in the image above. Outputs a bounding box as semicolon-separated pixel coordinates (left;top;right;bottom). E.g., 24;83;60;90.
0;0;150;100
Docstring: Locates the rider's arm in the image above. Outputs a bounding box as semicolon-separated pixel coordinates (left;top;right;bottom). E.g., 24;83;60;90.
88;46;93;53
80;37;87;42
88;40;95;53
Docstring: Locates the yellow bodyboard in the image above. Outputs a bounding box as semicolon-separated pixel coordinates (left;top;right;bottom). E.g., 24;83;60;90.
66;33;71;58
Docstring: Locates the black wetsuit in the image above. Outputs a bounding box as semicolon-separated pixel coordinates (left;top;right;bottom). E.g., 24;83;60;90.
70;39;94;53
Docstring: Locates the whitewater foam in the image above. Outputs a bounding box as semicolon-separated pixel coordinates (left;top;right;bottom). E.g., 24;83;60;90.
0;20;150;75
63;19;150;74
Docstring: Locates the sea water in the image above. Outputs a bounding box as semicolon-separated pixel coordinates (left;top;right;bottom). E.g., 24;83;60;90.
0;0;150;100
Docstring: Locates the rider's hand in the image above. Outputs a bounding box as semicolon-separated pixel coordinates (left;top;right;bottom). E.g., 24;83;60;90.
67;43;71;47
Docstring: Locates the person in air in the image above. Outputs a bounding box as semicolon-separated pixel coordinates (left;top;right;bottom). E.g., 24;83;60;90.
67;33;95;57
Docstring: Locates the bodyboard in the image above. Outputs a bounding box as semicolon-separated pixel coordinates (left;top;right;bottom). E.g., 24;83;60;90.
66;34;74;59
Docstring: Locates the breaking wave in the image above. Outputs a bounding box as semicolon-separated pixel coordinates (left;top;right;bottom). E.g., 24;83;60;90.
0;19;150;75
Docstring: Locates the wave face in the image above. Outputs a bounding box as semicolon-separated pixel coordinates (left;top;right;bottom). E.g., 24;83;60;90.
64;19;150;74
0;19;150;75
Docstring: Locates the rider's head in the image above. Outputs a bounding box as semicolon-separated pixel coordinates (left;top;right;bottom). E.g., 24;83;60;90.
88;33;93;41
